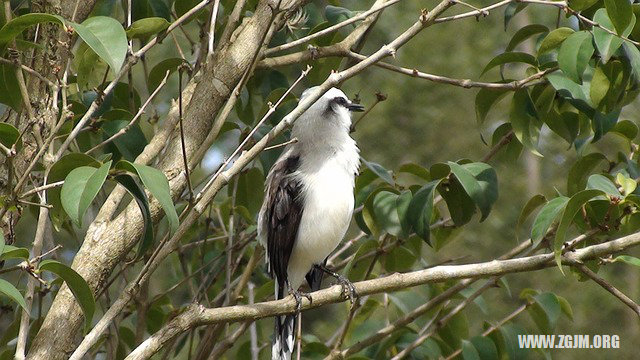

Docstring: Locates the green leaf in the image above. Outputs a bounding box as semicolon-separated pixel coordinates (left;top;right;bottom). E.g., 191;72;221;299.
396;190;413;238
475;87;510;126
39;260;95;330
504;3;528;30
586;174;621;197
0;13;64;51
593;10;635;63
612;120;638;141
325;5;353;24
448;162;498;221
470;336;499;360
613;255;640;266
116;161;179;234
558;31;595;83
517;194;547;235
547;72;592;111
372;191;403;237
507;24;548;52
147;57;186;92
72;16;127;72
61;161;112;226
554;189;605;268
567;153;608;195
461;340;481;360
529;292;561;333
0;279;27;311
605;0;633;35
407;181;440;244
531;196;569;245
362;159;394;185
0;245;30;261
101;120;147;161
510;89;543;156
481;52;538;76
126;17;169;39
592;109;620;142
556;295;574;320
114;174;154;258
397;163;430;181
0;63;21;111
568;0;599;11
48;153;100;224
0;123;19;149
616;173;637;195
590;65;611;107
623;42;640;82
538;27;574;56
0;232;4;257
439;175;477;227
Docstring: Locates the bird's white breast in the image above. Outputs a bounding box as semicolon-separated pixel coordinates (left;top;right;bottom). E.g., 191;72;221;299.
286;148;358;289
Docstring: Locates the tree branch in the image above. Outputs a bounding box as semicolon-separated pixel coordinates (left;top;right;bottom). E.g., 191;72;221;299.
125;230;640;359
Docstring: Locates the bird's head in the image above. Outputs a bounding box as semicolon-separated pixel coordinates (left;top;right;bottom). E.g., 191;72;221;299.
301;87;365;115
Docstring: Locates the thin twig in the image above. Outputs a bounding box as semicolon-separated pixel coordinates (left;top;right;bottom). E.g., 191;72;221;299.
207;0;221;56
572;262;640;316
265;0;403;55
86;70;170;154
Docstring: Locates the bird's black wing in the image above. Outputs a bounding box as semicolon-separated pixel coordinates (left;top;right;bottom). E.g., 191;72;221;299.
266;155;303;285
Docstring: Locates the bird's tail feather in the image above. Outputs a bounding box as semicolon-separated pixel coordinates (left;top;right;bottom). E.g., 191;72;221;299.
273;278;296;360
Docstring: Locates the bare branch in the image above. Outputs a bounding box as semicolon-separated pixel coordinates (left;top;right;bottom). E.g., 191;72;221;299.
125;230;640;359
572;262;640;317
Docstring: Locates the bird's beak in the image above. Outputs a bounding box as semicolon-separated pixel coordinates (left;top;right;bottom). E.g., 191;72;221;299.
346;102;365;112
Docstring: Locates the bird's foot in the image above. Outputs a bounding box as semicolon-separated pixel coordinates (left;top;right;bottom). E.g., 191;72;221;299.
288;285;312;313
318;265;358;305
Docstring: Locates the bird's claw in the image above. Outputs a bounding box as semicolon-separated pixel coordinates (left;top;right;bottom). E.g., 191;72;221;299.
289;287;312;313
335;274;358;305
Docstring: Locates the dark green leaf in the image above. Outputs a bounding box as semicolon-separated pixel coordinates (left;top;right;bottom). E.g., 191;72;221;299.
510;89;543;156
504;3;527;30
538;27;574;56
531;197;569;245
114;174;154;258
506;24;548;52
147;58;187;92
61;161;112;226
396;190;413;238
0;279;27;311
39;260;95;330
605;0;633;35
612;119;638;141
481;52;538;76
448;162;498;221
439;176;477;227
592;109;620;142
407;180;440;244
558;31;594;83
0;63;21;111
547;71;592;108
0;122;19;148
116;161;179;233
101;121;147;161
72;16;127;72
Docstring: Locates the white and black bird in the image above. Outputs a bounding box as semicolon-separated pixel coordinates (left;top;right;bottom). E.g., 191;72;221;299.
257;87;364;360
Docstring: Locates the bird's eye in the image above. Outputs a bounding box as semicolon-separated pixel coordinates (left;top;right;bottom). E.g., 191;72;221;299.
334;97;347;105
